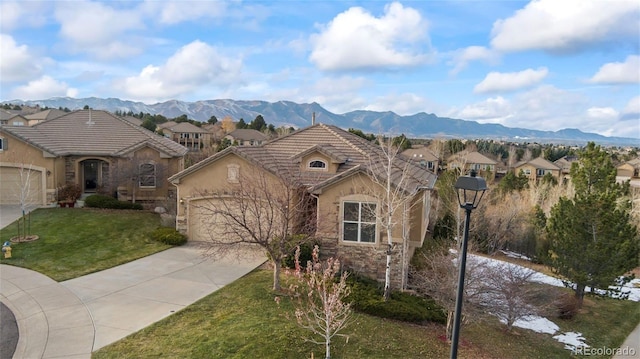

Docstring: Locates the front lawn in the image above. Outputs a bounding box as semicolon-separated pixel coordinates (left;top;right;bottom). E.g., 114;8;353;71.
0;208;171;281
93;269;639;359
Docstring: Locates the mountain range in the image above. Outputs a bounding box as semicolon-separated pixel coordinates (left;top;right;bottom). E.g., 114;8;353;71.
7;97;638;146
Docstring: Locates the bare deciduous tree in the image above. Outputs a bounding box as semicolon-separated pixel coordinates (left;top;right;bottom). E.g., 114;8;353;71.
286;246;352;359
363;135;419;298
191;165;316;291
410;242;490;341
477;261;550;331
2;151;40;240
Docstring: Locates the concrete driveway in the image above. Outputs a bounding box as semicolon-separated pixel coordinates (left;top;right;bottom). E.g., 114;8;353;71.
0;205;34;229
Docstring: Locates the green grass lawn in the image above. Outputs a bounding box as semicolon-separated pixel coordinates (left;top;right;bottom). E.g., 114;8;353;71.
93;269;640;359
0;208;171;281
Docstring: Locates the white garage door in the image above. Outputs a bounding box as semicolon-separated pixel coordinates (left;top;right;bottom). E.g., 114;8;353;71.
0;166;43;205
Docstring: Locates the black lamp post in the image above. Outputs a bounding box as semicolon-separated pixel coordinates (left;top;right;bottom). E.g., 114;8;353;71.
450;170;487;359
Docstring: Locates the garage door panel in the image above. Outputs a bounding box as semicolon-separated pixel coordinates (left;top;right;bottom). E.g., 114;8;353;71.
0;167;43;205
189;199;244;243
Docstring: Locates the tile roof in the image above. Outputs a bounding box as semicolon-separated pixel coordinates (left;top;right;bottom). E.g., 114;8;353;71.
402;146;439;161
24;109;67;121
227;129;268;141
1;109;188;157
171;123;437;194
447;150;498;164
514;157;561;170
163;122;208;133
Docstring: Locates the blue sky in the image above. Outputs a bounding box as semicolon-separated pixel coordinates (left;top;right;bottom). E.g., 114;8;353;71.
1;0;639;139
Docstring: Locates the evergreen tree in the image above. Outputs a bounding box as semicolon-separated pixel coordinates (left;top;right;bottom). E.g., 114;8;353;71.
546;142;639;306
208;115;218;124
249;115;267;131
237;118;247;129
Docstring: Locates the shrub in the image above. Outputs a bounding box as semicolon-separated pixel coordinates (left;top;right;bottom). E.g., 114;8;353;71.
58;184;82;202
555;293;579;319
346;275;446;324
148;227;187;246
283;240;317;269
85;194;143;210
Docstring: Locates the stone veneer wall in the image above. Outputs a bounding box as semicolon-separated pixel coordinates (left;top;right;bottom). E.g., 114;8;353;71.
320;237;404;289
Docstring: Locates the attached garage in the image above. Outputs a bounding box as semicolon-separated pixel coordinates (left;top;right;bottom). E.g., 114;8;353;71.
187;196;267;243
0;165;45;205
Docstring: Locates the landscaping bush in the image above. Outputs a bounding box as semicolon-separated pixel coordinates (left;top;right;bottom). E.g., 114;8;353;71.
555;292;579;319
346;275;446;324
148;227;187;246
282;240;317;269
85;194;143;210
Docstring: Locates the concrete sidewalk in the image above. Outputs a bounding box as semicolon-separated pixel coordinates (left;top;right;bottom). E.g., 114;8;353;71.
0;243;265;358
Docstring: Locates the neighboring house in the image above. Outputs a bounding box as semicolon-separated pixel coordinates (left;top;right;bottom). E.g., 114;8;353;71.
225;129;268;146
514;157;562;181
402;146;439;172
1;114;29;127
0;109;22;125
554;155;578;175
24;109;67;125
159;121;211;151
446;150;498;179
169;123;437;287
0;109;188;206
617;158;640;178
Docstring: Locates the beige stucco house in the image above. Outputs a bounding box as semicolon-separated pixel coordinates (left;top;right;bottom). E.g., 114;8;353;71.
158;121;211;151
169;123;437;287
225;129;268;146
617;158;640;178
514;157;562;181
402;146;440;172
446;150;498;179
0;109;188;206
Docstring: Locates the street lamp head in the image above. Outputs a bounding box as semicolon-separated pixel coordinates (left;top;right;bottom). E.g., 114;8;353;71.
454;170;487;210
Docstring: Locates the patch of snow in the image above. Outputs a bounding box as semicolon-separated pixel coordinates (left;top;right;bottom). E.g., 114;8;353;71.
500;250;531;261
506;315;559;335
553;332;589;351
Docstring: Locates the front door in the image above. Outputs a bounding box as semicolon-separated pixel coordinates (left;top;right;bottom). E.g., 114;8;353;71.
83;160;100;192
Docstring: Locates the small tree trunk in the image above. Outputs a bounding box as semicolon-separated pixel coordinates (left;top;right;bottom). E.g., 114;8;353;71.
574;283;585;308
446;311;454;341
325;335;331;359
273;260;281;291
384;242;392;301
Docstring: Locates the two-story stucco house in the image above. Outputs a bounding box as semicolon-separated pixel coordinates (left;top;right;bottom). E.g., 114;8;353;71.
514;157;562;181
169;123;437;288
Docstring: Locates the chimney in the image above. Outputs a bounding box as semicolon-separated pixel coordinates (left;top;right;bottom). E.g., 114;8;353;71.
312;112;316;125
86;108;95;125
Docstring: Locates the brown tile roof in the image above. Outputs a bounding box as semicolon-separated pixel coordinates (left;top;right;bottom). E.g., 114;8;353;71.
514;157;561;170
1;109;188;157
447;150;498;164
227;129;268;141
170;123;436;194
24;109;67;121
402;146;439;161
162;122;208;133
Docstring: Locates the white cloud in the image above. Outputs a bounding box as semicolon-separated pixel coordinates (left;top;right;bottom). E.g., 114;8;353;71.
115;40;243;103
623;96;640;115
448;46;500;75
54;1;144;59
0;34;45;83
365;92;445;116
309;2;431;71
140;1;229;25
586;107;619;120
455;96;511;122
10;76;77;100
474;68;548;93
0;1;50;31
490;0;639;53
588;55;640;84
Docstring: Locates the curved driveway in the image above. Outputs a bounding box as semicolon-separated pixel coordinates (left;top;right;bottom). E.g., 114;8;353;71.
0;243;265;359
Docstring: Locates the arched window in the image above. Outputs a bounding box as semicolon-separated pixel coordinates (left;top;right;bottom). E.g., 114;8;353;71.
308;160;327;169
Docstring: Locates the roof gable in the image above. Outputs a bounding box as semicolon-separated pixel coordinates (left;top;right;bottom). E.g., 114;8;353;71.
2;109;188;157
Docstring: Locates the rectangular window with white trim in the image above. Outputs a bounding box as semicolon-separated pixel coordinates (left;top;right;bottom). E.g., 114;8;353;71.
342;201;377;243
139;163;156;188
